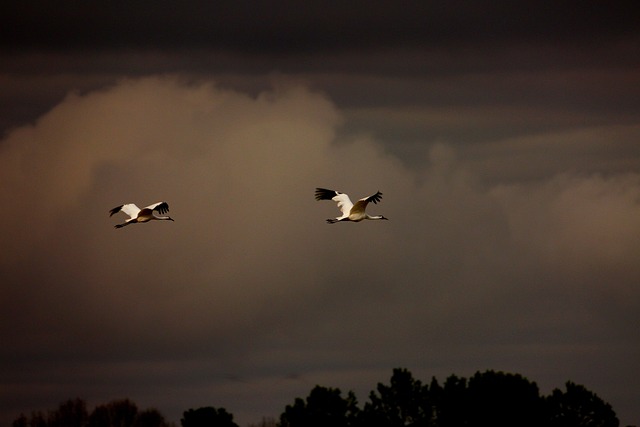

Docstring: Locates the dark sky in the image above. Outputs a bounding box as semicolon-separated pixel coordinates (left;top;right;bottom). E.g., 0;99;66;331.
2;1;637;49
1;2;639;426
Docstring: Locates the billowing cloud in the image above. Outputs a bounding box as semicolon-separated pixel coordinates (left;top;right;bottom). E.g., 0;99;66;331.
1;77;639;425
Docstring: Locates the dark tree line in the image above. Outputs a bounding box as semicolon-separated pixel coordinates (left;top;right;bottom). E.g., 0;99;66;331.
280;369;620;427
12;368;621;427
12;398;171;427
181;408;237;427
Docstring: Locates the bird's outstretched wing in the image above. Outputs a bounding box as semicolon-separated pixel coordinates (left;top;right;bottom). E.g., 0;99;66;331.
361;191;382;205
351;191;383;215
314;188;339;201
109;203;141;219
109;205;123;217
315;188;353;216
146;201;170;215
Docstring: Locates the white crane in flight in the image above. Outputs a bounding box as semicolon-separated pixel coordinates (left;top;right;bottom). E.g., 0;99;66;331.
109;201;174;228
315;188;388;224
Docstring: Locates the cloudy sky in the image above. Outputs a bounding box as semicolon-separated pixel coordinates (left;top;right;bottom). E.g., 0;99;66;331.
1;1;639;425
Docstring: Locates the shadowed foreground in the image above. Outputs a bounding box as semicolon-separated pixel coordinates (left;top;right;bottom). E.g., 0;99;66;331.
12;368;622;427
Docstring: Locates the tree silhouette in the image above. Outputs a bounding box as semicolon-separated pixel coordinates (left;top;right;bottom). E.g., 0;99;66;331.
360;368;433;427
133;409;170;427
10;369;623;427
48;398;89;427
88;399;138;427
430;375;468;427
545;381;619;427
280;385;359;427
181;406;239;427
26;411;47;427
276;369;622;427
466;370;542;427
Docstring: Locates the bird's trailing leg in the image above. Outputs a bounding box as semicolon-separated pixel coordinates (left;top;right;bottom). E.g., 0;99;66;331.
326;218;349;224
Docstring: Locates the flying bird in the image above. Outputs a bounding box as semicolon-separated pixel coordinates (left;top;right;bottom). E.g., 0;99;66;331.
315;188;388;224
109;201;174;228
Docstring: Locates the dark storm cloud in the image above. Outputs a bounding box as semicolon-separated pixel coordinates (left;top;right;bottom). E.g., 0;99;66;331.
1;0;638;142
1;0;638;52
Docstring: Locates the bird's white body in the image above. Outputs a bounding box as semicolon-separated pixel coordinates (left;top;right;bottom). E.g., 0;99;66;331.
109;201;173;228
315;188;388;223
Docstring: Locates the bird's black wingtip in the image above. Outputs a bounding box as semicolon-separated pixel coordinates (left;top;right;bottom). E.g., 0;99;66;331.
109;205;123;217
156;202;170;215
368;191;383;204
315;188;337;201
